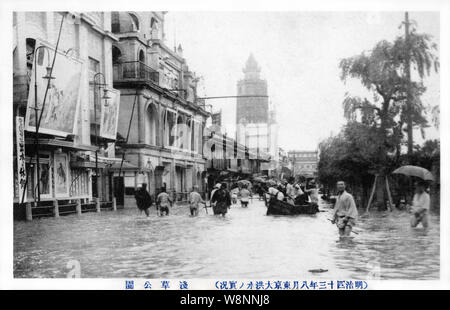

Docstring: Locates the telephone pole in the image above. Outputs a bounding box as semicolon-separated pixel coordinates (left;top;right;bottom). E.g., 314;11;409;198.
404;12;413;158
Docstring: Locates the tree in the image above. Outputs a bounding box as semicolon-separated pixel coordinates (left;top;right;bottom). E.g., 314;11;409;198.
338;26;439;208
318;122;380;207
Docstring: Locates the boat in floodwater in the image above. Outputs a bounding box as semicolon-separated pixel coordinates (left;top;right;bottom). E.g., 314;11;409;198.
264;195;320;215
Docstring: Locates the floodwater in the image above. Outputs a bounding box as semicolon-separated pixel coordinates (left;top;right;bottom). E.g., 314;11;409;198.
14;199;439;279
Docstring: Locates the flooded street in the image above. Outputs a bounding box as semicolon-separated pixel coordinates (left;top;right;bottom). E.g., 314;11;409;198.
14;199;439;279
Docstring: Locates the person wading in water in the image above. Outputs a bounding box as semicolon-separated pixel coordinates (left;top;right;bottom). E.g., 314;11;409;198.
239;184;251;208
135;183;153;217
211;183;231;217
331;181;358;237
156;187;173;216
408;180;430;229
189;186;205;216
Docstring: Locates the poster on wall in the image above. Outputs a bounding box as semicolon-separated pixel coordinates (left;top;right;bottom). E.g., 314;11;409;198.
99;87;120;140
15;116;27;203
25;41;83;137
54;153;69;196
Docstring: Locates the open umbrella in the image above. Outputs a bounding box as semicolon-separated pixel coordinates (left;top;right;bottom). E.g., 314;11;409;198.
266;179;277;187
253;177;266;183
392;165;435;181
237;180;252;188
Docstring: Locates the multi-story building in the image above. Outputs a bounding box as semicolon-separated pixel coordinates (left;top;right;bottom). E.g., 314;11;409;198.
205;128;270;195
288;150;319;178
13;12;122;219
111;12;210;204
235;54;278;175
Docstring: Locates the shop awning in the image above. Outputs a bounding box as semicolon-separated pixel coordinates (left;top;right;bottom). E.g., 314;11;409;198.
25;138;98;152
107;161;140;171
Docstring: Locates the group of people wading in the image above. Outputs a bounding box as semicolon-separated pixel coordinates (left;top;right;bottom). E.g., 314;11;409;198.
134;182;252;218
134;176;431;238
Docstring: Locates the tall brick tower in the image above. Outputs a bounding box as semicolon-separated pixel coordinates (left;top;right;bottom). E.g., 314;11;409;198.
236;54;269;124
236;54;276;165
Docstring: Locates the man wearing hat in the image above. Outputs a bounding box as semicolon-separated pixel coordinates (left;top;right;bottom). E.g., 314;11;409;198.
211;183;232;216
209;183;221;208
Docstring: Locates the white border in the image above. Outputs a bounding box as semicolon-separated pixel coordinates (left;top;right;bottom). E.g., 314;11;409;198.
1;0;449;290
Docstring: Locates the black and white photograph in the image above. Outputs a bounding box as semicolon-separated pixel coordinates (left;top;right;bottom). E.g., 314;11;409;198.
1;0;449;294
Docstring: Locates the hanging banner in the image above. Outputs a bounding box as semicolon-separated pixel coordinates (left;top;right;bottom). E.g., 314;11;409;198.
99;87;121;140
25;41;83;137
16;116;27;203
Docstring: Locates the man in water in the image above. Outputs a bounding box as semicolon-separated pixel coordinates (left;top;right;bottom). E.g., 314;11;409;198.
211;183;231;217
135;183;153;217
331;181;358;237
239;184;251;208
156;187;172;216
209;183;221;208
189;186;205;216
409;180;430;229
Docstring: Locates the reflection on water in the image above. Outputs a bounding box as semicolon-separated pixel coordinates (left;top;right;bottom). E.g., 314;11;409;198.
14;199;439;279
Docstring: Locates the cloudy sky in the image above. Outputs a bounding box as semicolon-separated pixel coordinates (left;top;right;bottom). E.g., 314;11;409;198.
164;11;440;151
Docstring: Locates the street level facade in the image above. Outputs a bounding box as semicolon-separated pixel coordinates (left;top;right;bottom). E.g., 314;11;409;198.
13;12;121;219
111;12;210;205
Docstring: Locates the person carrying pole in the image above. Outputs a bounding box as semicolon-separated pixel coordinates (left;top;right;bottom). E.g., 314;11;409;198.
331;181;358;237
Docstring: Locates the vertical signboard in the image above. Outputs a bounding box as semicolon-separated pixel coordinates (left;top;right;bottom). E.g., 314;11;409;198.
16;116;27;203
99;87;120;140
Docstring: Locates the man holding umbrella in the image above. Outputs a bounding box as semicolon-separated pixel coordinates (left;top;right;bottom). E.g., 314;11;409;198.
392;165;434;229
409;180;430;228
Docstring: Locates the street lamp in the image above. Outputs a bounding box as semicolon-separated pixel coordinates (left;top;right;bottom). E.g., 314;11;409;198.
33;45;55;204
92;72;110;201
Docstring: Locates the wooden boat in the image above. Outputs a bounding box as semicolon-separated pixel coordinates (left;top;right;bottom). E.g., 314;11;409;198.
265;195;319;215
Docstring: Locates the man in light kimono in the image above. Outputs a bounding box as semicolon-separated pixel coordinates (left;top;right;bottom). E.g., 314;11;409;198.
409;181;430;229
331;181;358;237
189;186;205;216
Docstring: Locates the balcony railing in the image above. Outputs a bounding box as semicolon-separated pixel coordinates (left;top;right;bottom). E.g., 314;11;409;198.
113;61;159;85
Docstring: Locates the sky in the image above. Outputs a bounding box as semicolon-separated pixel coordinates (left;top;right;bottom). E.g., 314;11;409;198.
164;11;440;151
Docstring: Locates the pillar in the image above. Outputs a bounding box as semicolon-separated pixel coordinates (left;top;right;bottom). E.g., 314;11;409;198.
53;200;60;218
26;202;33;221
96;197;101;213
137;94;144;144
76;199;82;215
112;197;117;211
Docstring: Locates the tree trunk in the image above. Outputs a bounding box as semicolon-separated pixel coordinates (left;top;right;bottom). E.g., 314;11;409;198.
373;99;389;208
374;174;386;210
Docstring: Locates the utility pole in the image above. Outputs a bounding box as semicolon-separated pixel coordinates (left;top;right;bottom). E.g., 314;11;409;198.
404;11;413;158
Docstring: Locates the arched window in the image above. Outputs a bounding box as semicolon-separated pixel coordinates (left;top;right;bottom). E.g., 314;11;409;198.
165;110;176;147
111;12;140;33
145;104;157;146
112;45;122;64
129;13;139;31
139;49;145;63
176;115;184;149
